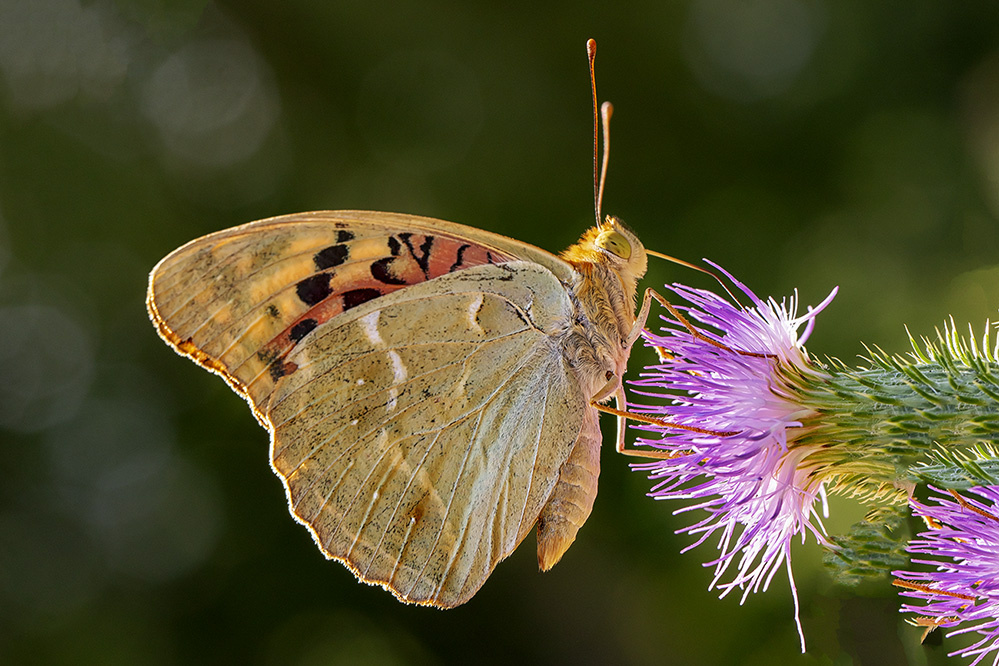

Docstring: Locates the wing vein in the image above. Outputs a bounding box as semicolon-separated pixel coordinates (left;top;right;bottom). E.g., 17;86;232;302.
341;442;403;561
267;331;523;434
276;348;478;469
407;408;484;601
274;330;531;469
285;339;526;520
517;372;552;537
159;239;322;323
363;428;445;581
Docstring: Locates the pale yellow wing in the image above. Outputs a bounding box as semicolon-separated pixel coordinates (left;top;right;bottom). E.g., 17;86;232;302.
267;262;584;606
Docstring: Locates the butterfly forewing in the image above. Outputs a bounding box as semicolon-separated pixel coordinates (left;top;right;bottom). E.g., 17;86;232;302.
269;263;584;605
146;211;542;414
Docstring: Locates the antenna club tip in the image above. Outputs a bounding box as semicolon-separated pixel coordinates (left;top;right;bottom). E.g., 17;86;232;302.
601;101;613;118
587;39;596;56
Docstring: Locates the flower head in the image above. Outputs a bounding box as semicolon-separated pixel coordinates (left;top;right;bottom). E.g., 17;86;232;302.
895;486;999;666
629;266;838;651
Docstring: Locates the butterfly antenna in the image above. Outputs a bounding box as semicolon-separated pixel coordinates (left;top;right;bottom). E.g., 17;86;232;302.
598;102;613;225
587;38;602;227
587;42;747;315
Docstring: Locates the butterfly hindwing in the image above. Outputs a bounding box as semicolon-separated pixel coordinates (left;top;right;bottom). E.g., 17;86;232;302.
269;262;585;606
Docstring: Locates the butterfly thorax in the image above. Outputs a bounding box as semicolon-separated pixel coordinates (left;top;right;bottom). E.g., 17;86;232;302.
558;217;648;402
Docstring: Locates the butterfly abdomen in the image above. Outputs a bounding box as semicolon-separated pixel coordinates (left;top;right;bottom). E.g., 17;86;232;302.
536;406;601;570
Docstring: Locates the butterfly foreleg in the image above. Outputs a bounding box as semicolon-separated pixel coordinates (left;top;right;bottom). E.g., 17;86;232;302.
591;399;738;459
596;288;744;460
627;288;727;357
605;288;677;458
629;287;772;359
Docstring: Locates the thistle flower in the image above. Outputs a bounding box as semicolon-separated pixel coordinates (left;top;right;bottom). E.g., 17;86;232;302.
629;264;999;654
629;268;837;651
895;486;999;666
624;250;999;657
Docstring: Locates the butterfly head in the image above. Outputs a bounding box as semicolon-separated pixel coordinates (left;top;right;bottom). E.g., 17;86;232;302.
565;216;648;293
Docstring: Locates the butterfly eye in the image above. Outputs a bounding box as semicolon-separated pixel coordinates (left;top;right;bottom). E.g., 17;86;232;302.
595;229;632;260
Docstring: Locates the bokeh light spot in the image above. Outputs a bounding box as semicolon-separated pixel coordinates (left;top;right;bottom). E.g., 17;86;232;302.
0;304;94;433
961;50;999;220
683;0;824;102
44;396;222;582
142;37;280;170
0;0;129;111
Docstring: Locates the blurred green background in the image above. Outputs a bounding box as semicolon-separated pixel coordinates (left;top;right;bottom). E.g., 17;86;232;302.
2;0;999;664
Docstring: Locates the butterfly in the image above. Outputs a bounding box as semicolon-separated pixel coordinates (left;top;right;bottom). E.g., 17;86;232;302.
146;210;664;607
145;39;703;608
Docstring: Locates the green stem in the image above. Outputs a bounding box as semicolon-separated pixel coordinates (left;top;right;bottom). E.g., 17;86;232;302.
780;347;999;502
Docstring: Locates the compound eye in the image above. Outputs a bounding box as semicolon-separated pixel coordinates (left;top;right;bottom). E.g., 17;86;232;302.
592;370;619;402
595;229;631;259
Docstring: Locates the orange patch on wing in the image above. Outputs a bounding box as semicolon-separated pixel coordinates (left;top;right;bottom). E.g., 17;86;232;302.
256;232;516;380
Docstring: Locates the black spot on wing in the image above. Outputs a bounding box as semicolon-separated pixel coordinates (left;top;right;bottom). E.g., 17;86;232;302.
387;236;401;256
417;236;434;272
496;264;516;281
269;359;297;381
289;318;318;343
296;274;333;306
449;243;471;272
336;230;354;243
343;288;382;311
266;304;280;318
371;257;407;285
398;232;433;275
314;244;349;270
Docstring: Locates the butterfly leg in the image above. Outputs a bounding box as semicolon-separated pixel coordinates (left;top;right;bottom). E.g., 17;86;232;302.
597;288;745;460
627;288;771;359
599;288;672;458
592;399;738;459
608;288;695;459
